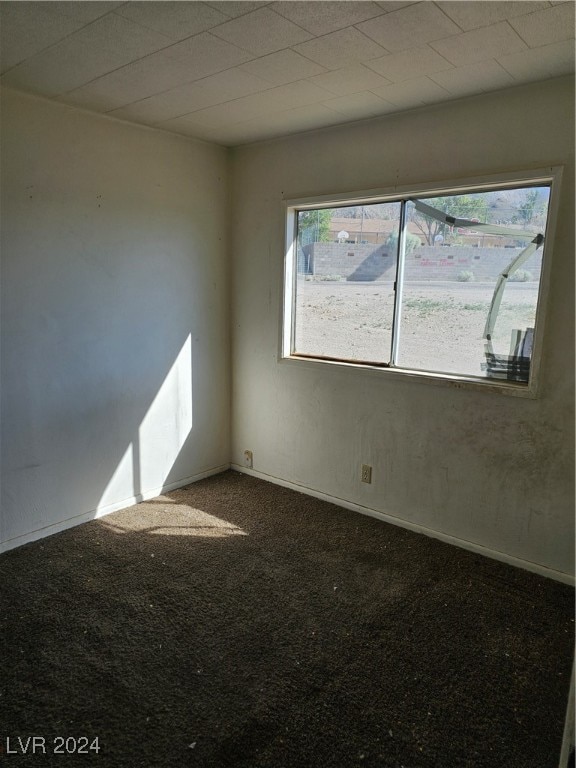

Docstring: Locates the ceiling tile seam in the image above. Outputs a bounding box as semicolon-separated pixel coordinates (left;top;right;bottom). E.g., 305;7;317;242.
434;1;548;34
102;74;287;120
499;19;539;51
152;78;339;124
262;5;347;39
55;31;259;100
294;23;392;56
58;10;388;107
504;10;561;50
75;50;325;115
495;55;533;81
174;73;572;147
111;1;247;41
347;91;396;110
206;1;273;20
351;3;457;49
105;11;252;58
191;71;576;144
362;43;458;79
0;5;137;77
431;1;466;34
234;100;411;147
286;36;393;78
276;46;336;75
430;44;462;72
58;12;338;100
191;99;346;137
207;7;315;54
426;59;512;92
366;77;452;102
271;3;390;36
311;68;395;95
94;48;333;116
73;33;397;114
425;20;532;63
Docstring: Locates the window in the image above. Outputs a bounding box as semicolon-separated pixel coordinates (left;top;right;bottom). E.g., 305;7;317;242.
282;171;558;392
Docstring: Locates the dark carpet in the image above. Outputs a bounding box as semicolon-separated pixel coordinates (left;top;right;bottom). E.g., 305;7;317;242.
0;470;573;767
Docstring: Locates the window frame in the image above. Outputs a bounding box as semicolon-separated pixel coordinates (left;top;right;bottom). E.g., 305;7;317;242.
281;167;563;398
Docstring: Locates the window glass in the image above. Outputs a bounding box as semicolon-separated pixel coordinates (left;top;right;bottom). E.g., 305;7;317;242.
287;180;552;387
294;202;401;364
396;188;549;379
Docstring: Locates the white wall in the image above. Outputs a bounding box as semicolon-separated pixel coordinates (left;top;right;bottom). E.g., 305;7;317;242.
230;77;575;578
1;89;230;550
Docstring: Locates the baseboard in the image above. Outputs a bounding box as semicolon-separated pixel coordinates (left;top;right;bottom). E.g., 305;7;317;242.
231;464;575;586
0;463;231;554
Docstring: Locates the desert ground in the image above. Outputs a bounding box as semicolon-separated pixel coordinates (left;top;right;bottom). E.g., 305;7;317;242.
294;279;539;378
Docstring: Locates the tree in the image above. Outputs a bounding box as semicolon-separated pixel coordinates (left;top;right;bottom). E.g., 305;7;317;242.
410;195;488;246
386;230;421;255
517;189;543;226
298;209;331;244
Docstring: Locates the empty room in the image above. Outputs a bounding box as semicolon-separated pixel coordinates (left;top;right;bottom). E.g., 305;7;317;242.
0;1;574;766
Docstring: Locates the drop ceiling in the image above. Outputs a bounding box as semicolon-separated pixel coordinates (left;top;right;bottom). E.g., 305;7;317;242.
1;1;574;146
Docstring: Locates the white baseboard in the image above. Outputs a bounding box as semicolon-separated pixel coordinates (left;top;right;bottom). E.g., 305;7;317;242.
231;464;575;586
0;463;230;554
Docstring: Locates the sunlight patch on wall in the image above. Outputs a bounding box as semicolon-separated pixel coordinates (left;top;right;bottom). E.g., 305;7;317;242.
97;442;135;511
138;334;193;491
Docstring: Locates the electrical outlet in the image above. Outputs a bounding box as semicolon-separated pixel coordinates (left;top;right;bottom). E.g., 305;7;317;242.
361;464;372;484
244;450;253;468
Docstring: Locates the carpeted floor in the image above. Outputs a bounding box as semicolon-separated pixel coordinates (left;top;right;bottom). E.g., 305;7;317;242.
0;470;573;767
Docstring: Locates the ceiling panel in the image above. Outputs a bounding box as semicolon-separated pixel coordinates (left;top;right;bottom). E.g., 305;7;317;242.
508;4;576;48
153;31;254;72
308;65;392;96
429;59;516;97
374;2;417;12
108;86;220;125
46;2;124;24
271;1;384;36
497;39;576;82
244;102;343;135
356;3;461;52
61;51;199;112
0;3;94;73
366;45;454;83
261;79;335;109
209;7;313;56
115;2;229;41
1;13;172;96
177;89;285;127
205;2;271;19
238;49;327;86
322;90;396;118
293;27;388;70
371;76;452;108
430;20;528;67
1;0;574;147
109;70;272;123
437;1;550;31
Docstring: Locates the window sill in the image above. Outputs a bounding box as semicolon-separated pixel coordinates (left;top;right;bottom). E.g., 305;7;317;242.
279;354;538;399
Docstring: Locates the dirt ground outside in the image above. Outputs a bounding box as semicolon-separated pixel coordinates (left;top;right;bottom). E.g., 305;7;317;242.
294;279;539;378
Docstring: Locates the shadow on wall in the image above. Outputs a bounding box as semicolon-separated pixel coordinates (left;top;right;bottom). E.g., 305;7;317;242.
347;251;395;282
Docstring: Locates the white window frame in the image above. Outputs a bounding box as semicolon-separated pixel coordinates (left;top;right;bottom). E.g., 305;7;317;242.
281;167;563;398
